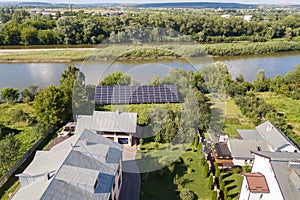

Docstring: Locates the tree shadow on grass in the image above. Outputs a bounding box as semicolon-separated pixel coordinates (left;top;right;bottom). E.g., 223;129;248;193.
182;178;194;187
224;179;235;185
229;192;240;199
0;125;21;140
221;173;232;180
227;185;237;191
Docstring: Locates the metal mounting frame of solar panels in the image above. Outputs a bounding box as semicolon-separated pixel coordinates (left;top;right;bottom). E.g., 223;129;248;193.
95;85;179;105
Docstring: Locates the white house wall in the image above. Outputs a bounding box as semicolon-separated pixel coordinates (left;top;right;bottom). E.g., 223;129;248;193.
232;158;253;166
239;155;284;200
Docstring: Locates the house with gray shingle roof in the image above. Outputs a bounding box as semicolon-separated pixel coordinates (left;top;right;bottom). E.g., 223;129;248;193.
76;111;137;146
237;120;299;153
12;129;123;200
239;151;300;200
227;139;270;166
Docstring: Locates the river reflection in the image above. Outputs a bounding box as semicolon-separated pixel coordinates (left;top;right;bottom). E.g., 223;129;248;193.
0;51;300;89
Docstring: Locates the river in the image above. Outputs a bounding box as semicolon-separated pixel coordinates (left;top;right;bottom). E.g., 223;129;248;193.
0;52;299;90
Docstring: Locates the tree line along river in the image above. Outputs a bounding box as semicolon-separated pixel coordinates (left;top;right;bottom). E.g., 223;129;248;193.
0;51;300;90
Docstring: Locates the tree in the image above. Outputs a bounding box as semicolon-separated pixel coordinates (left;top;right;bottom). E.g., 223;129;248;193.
179;189;196;200
0;87;19;103
21;85;39;103
253;70;266;83
0;133;20;172
253;70;269;92
10;108;29;124
33;85;69;127
55;16;83;44
60;65;84;120
20;26;38;45
11;10;29;24
99;71;131;86
235;74;245;82
2;23;21;45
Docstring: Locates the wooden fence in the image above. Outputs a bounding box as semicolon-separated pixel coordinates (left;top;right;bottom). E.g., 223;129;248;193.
0;128;52;188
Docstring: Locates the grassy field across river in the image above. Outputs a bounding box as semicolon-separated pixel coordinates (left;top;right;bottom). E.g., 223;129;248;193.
0;40;300;62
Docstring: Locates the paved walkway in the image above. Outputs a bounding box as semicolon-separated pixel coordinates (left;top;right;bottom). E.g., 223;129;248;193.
119;146;141;200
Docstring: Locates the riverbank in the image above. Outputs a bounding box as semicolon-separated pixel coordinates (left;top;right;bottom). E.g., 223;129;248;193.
0;41;300;63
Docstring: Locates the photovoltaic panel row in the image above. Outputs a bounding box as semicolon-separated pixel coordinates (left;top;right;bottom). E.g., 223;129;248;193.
95;85;179;104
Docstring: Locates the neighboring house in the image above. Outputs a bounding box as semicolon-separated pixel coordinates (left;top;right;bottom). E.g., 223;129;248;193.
239;151;300;200
76;110;137;146
13;129;123;200
238;121;299;153
212;142;234;169
227;139;270;166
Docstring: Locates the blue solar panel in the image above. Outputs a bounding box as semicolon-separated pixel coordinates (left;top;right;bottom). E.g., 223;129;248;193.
95;85;179;105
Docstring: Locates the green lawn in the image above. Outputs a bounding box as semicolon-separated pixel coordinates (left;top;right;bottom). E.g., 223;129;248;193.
221;172;243;200
257;92;300;135
140;142;211;200
214;99;254;138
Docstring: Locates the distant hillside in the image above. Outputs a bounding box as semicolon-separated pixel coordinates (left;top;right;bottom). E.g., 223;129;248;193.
0;1;299;9
131;2;258;9
0;1;118;8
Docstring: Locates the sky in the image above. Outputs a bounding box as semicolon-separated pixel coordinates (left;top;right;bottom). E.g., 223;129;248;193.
0;0;299;5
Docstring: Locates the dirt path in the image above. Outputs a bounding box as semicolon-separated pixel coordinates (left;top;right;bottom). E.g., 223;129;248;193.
0;48;95;54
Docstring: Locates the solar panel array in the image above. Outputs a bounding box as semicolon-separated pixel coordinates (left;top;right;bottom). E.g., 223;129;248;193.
95;85;179;105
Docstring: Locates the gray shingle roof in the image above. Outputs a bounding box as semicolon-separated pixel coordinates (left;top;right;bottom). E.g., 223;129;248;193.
13;129;122;200
76;111;137;134
252;151;300;200
256;121;299;152
228;139;270;159
237;129;263;140
90;111;137;133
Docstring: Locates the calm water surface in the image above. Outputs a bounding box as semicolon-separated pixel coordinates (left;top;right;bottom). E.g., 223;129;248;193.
0;51;300;90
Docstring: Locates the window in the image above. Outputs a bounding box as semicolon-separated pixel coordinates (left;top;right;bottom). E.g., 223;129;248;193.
257;146;261;151
94;179;98;192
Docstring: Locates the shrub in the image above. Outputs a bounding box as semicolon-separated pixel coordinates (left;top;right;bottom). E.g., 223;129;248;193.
242;165;252;172
211;191;217;200
168;163;175;174
233;167;240;174
142;172;149;181
199;156;205;166
176;157;183;164
223;187;228;200
179;189;196;200
154;142;159;150
173;174;184;187
206;174;213;190
203;162;209;178
158;168;164;176
187;167;193;174
214;163;220;178
220;180;225;191
186;157;193;162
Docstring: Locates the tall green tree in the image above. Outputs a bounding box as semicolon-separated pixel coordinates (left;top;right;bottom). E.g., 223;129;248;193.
99;71;131;86
21;85;39;103
0;133;20;172
0;87;19;103
33;85;69;127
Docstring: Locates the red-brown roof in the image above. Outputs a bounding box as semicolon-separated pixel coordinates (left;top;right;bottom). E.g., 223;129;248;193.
242;172;270;193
